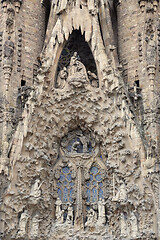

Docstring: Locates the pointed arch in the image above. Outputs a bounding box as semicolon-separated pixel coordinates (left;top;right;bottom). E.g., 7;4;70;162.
55;30;99;88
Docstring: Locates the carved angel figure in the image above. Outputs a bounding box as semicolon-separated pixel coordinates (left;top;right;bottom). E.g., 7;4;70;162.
85;208;97;227
120;212;128;237
97;198;106;225
88;70;98;87
66;203;73;224
55;198;64;224
56;67;68;89
29;179;42;204
129;212;138;238
114;181;127;204
17;210;29;238
30;214;41;239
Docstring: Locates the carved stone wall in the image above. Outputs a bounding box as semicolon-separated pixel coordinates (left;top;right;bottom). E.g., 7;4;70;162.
0;0;160;240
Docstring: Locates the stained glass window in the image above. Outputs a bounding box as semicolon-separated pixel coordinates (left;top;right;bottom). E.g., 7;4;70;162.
86;166;103;203
57;167;74;203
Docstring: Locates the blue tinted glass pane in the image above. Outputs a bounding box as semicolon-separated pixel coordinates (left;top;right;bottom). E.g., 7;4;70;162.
62;49;68;56
90;167;98;175
93;181;97;186
86;206;90;211
57;189;62;200
63;187;68;202
90;175;93;181
70;182;74;187
69;188;73;202
99;189;103;199
86;182;90;187
100;155;103;159
86;189;90;202
59;174;65;181
57;182;61;187
92;188;98;202
68;143;72;152
88;142;92;153
62;167;70;174
99;182;103;187
96;175;102;182
64;181;68;186
67;174;72;181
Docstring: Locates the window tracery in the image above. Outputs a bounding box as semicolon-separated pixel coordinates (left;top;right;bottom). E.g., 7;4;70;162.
53;129;107;230
86;166;104;204
56;166;75;203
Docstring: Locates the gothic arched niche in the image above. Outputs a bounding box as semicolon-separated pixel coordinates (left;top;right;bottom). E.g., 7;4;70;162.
55;30;99;89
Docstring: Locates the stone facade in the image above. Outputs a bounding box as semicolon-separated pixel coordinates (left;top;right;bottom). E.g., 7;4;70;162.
0;0;160;239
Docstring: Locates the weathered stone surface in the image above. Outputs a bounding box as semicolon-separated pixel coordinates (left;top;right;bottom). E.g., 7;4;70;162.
0;0;160;239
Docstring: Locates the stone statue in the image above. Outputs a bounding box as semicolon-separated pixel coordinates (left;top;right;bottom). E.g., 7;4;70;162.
17;210;29;238
147;35;156;66
85;208;97;227
29;179;42;204
67;52;89;88
71;140;81;153
79;135;88;153
129;212;138;238
56;67;68;89
120;212;128;238
6;8;15;34
30;214;41;239
114;181;127;204
97;198;106;225
55;198;64;224
66;203;73;224
88;71;98;87
4;36;14;64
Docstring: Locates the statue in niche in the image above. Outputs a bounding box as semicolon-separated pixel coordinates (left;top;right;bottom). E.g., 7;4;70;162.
71;139;82;153
113;181;127;204
147;34;156;66
30;214;41;239
61;129;95;156
4;36;14;65
79;135;89;153
97;198;106;225
29;179;42;204
6;8;15;34
67;52;90;88
55;198;64;224
66;203;73;224
17;210;29;238
56;67;68;89
129;212;138;238
85;208;97;227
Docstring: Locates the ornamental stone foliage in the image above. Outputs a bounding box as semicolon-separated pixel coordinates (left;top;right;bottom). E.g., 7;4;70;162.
0;0;160;240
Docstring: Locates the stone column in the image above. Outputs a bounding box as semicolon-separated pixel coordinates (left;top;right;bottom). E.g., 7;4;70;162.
75;161;84;230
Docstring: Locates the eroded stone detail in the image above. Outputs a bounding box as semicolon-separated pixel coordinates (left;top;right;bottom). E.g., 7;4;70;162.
0;0;159;240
